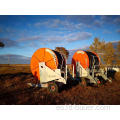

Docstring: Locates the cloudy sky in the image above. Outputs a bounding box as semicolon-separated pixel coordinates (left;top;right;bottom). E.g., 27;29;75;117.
0;15;120;57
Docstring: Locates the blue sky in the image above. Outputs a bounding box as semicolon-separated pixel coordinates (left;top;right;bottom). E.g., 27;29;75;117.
0;15;120;57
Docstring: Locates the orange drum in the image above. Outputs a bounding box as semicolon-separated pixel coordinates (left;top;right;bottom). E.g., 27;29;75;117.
30;48;58;81
72;50;89;70
72;50;100;73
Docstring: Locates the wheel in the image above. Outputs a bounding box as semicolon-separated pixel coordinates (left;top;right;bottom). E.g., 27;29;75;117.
79;78;87;87
48;82;58;93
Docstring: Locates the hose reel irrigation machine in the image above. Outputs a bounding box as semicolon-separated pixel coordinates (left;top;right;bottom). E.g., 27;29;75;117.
30;48;67;92
29;48;112;93
71;50;112;86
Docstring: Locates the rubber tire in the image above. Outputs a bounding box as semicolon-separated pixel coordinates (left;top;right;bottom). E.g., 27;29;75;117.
48;82;58;93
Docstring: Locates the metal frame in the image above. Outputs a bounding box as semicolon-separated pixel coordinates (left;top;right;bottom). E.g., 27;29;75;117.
39;62;68;87
74;55;112;85
28;62;68;88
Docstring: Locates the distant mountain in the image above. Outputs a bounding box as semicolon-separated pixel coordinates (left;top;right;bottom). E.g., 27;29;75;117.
0;41;119;64
0;54;31;64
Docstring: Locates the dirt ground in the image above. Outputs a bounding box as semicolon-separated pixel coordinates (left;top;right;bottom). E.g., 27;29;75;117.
0;64;120;105
0;64;30;74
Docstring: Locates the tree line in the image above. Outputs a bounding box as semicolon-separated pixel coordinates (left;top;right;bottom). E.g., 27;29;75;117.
89;37;120;65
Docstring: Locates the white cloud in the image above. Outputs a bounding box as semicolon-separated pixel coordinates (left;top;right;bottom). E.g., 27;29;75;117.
93;20;103;27
117;29;120;33
34;19;61;28
16;31;92;46
65;32;92;42
103;30;111;34
0;38;19;47
44;32;92;43
18;35;42;42
34;19;86;31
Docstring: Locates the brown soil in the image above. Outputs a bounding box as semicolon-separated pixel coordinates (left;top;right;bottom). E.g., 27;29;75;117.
0;72;120;105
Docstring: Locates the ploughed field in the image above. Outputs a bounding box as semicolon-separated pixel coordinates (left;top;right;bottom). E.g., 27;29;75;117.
0;64;120;105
